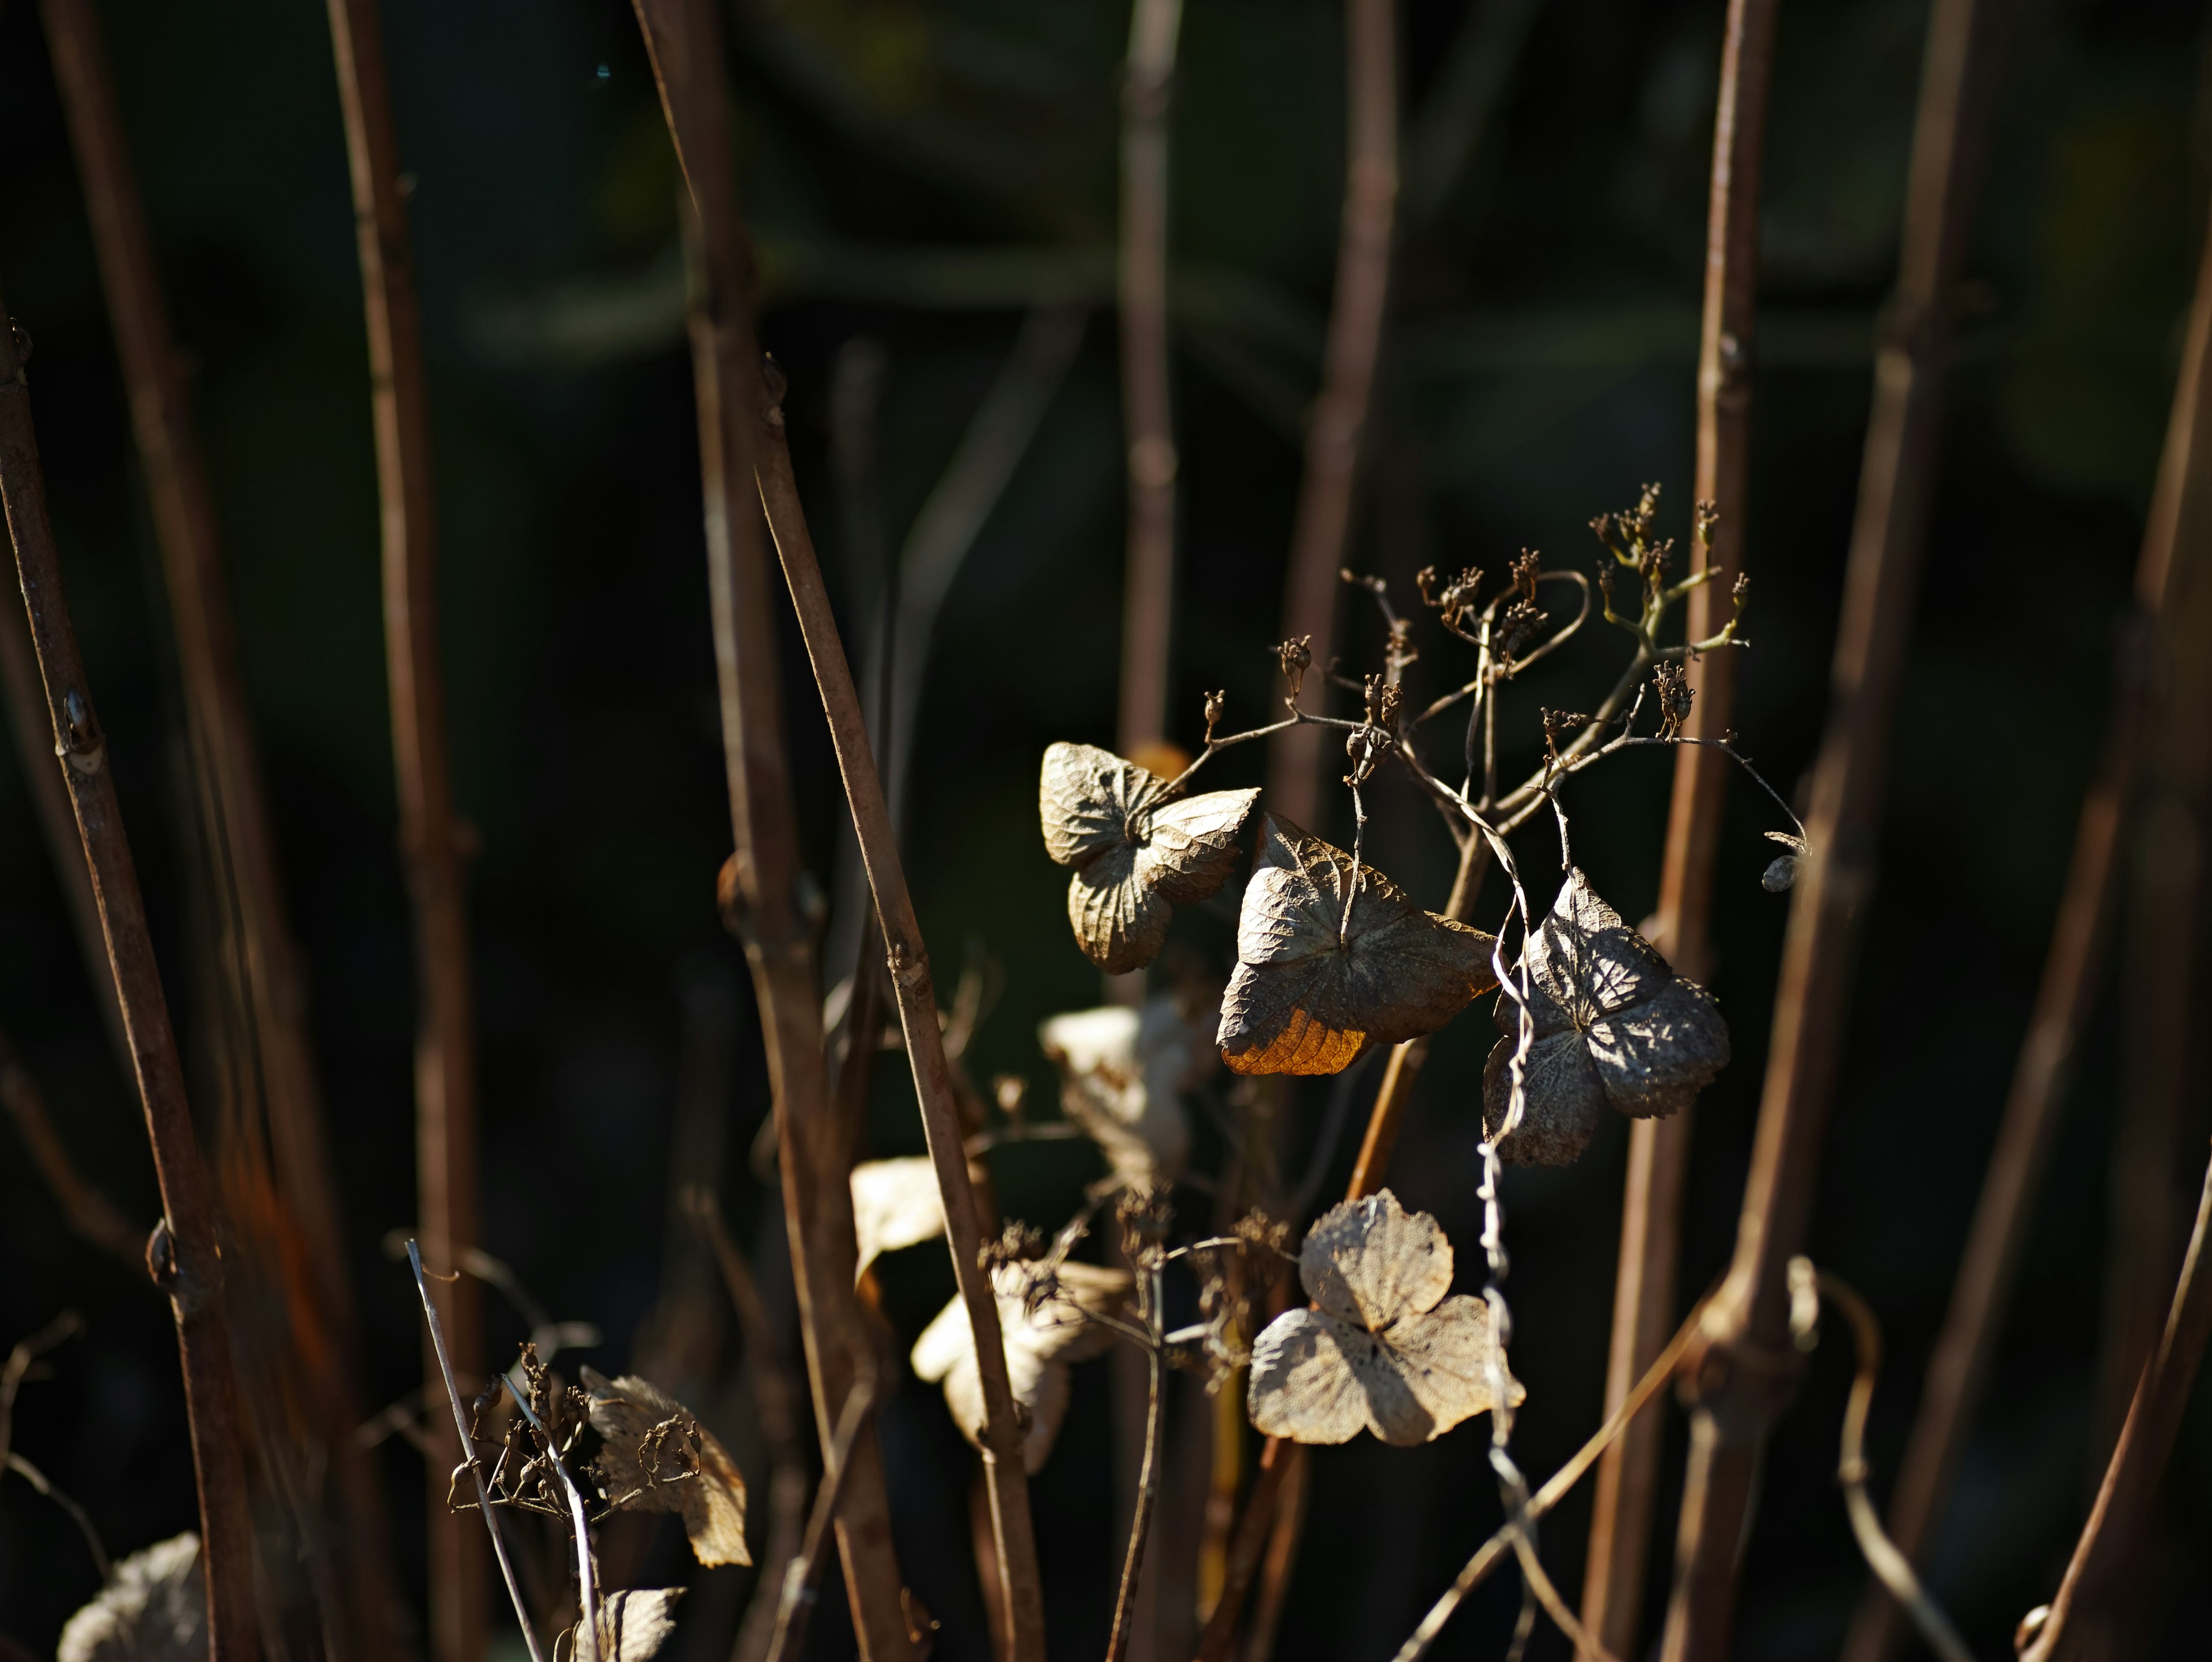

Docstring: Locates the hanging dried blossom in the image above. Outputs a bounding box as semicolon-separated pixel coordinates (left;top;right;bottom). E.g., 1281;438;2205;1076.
1217;816;1497;1075
1247;1190;1521;1446
910;1258;1131;1472
1482;868;1730;1165
57;1534;204;1662
1038;995;1210;1185
590;1588;684;1660
850;1156;947;1280
582;1370;751;1566
1039;742;1260;974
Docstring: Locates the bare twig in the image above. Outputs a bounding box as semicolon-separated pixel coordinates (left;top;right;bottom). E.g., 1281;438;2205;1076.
0;277;257;1661
495;1372;599;1662
3;1453;110;1583
1787;1263;1974;1662
1401;0;1546;232
1108;1263;1168;1662
1656;3;2006;1657
628;1;923;1654
1581;5;1777;1655
0;1025;143;1266
764;1379;880;1662
1840;167;2212;1662
320;1;485;1652
2020;1142;2212;1661
1268;0;1399;826
1118;0;1186;759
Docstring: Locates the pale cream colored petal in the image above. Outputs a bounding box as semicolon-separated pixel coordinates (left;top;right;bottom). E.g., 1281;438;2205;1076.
850;1157;945;1281
596;1588;683;1660
1297;1189;1455;1328
1247;1308;1371;1444
1380;1294;1523;1445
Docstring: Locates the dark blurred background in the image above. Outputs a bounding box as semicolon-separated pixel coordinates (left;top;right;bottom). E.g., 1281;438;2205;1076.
1;0;2208;1657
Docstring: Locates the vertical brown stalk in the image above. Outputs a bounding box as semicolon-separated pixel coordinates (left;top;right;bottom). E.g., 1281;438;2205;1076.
1656;2;2002;1658
1839;186;2212;1662
753;383;1050;1659
1118;0;1185;760
627;4;925;1660
41;3;403;1649
1580;3;1778;1655
0;282;257;1660
1267;0;1398;827
321;3;483;1655
2020;1143;2212;1662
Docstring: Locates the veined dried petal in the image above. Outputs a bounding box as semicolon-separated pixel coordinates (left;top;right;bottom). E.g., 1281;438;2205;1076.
58;1534;204;1662
1038;997;1209;1184
851;1156;946;1281
1040;742;1259;974
582;1369;751;1566
1482;868;1729;1165
1217;817;1497;1075
595;1588;683;1660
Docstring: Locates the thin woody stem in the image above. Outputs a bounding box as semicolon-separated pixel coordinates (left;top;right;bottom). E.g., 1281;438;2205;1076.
1105;1266;1167;1662
0;282;259;1661
627;2;922;1655
320;2;486;1654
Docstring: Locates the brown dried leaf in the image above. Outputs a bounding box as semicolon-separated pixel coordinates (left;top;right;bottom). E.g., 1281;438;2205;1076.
1038;996;1211;1184
57;1534;204;1662
1481;868;1730;1165
850;1156;945;1281
1217;817;1498;1075
595;1588;684;1660
1040;742;1260;974
910;1259;1131;1472
582;1369;751;1567
1247;1191;1521;1447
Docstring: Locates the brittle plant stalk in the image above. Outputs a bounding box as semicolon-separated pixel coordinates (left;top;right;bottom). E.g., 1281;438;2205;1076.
1657;2;2004;1657
1117;0;1185;758
1268;0;1399;826
321;3;486;1654
1839;177;2212;1662
628;1;922;1654
1581;2;1777;1654
0;283;258;1660
1109;1265;1169;1662
753;368;1050;1662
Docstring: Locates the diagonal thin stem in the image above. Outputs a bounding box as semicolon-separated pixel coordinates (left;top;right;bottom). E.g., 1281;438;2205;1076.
764;1377;880;1662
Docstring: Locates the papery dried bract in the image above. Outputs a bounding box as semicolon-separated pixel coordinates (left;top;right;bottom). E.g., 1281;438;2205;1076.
1039;995;1211;1184
1482;868;1729;1165
57;1534;205;1662
851;1156;946;1280
1040;742;1259;974
1217;817;1497;1075
1247;1190;1520;1447
592;1588;683;1661
911;1259;1131;1471
583;1369;751;1566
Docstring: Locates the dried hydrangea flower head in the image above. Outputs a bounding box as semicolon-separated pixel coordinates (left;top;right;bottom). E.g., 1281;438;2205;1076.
58;1533;204;1662
582;1369;751;1566
1039;741;1260;974
1217;816;1497;1075
911;1257;1131;1472
1482;866;1730;1165
1038;994;1210;1185
850;1155;947;1280
1247;1190;1521;1445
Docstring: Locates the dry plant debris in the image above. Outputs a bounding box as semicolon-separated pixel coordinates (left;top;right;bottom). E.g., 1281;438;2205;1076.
1482;867;1730;1165
1218;816;1497;1075
56;1533;204;1662
911;1257;1132;1471
1038;995;1211;1185
1248;1190;1521;1445
1039;741;1260;974
581;1368;751;1566
590;1587;683;1661
850;1155;947;1279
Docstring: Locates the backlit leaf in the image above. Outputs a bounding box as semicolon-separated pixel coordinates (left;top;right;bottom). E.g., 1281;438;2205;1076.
850;1157;946;1281
583;1371;751;1566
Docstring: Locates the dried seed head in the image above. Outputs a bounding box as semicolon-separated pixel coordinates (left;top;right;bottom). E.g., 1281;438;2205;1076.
1277;635;1314;696
1653;660;1695;740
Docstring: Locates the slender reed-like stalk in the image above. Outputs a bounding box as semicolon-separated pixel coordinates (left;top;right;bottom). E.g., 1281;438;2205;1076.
1657;3;2004;1657
0;284;257;1659
1267;0;1399;826
1581;4;1777;1654
764;1381;879;1662
628;2;925;1656
1839;180;2212;1662
1240;1437;1306;1662
1109;1267;1169;1662
1118;0;1185;759
320;3;484;1653
2019;1142;2212;1661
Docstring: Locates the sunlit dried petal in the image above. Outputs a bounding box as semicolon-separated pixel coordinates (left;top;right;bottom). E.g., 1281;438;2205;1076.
1040;743;1259;974
583;1370;751;1566
1298;1188;1453;1330
1483;868;1730;1165
58;1534;204;1662
596;1588;683;1661
1039;997;1209;1184
1217;817;1497;1075
850;1156;945;1281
